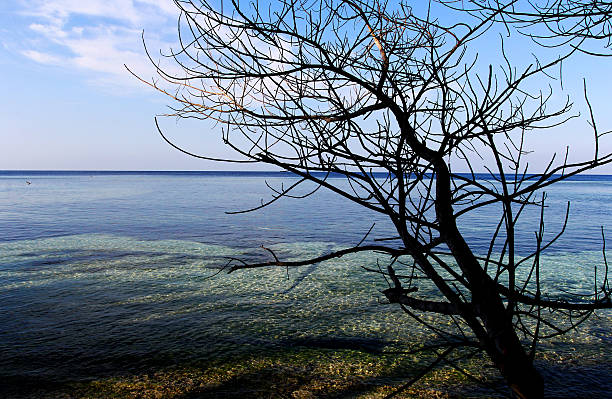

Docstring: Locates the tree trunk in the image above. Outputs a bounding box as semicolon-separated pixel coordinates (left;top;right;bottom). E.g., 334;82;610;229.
482;320;544;398
454;246;545;398
430;161;545;398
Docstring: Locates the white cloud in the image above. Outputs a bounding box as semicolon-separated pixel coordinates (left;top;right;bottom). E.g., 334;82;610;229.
137;0;181;16
21;49;63;64
17;0;180;91
22;0;176;27
29;22;68;38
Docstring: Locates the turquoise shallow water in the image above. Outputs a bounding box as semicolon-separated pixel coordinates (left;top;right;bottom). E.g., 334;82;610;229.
0;171;611;396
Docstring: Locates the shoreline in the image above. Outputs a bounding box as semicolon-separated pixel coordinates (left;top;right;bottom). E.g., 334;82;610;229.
2;344;610;399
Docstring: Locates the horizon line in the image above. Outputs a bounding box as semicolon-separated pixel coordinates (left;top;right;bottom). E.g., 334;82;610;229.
2;169;612;176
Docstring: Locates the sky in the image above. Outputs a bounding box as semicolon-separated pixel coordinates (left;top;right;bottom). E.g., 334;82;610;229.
0;0;232;170
0;0;611;172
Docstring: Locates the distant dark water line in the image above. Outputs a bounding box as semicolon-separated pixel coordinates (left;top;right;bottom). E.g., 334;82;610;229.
2;170;612;182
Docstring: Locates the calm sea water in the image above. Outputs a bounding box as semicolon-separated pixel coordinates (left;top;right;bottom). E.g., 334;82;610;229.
1;171;611;396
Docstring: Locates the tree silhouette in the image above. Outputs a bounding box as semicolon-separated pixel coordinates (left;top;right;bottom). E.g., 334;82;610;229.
134;1;612;397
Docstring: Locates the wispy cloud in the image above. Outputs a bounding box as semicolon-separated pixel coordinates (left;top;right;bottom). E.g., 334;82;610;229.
21;49;63;64
17;0;180;91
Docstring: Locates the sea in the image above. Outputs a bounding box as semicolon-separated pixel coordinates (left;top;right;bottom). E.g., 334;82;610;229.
1;171;610;397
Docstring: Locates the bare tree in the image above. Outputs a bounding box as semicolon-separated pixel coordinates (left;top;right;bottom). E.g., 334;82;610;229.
133;0;612;397
444;0;612;56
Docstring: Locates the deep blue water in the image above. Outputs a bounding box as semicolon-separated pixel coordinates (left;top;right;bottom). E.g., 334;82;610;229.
0;171;610;396
3;171;611;252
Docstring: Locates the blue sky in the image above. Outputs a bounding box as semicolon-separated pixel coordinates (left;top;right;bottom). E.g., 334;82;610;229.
0;0;611;172
0;0;232;170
